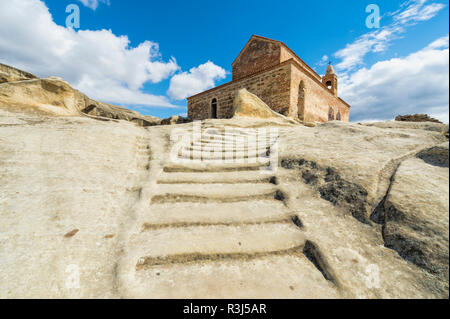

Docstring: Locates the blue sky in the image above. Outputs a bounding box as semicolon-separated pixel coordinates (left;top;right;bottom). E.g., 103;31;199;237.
0;0;448;121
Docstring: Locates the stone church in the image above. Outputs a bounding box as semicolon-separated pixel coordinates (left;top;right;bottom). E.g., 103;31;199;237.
187;35;350;122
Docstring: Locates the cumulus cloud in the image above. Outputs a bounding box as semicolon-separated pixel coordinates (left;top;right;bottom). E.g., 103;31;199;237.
0;0;179;108
335;0;446;72
78;0;110;10
339;36;449;123
167;61;226;100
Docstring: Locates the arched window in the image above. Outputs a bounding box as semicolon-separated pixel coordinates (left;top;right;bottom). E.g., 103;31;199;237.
326;81;332;90
336;111;341;121
211;98;217;119
328;107;334;121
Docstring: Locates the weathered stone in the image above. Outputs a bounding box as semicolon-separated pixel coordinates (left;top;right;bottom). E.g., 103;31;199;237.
160;115;191;125
0;64;161;126
0;109;448;298
395;114;443;123
379;145;449;292
0;63;37;83
232;88;297;124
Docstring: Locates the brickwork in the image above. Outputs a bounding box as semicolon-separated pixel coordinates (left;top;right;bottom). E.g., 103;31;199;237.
232;38;281;81
290;63;349;122
188;62;291;119
188;35;350;122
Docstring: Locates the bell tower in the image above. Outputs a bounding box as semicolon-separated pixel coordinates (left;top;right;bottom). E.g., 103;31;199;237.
322;64;338;97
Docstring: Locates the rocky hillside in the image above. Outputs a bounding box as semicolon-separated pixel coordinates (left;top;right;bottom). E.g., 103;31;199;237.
0;66;448;299
0;63;161;126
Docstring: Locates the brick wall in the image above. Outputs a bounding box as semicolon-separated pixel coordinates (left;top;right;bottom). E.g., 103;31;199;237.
232;38;281;81
280;47;322;82
290;64;350;122
188;63;291;120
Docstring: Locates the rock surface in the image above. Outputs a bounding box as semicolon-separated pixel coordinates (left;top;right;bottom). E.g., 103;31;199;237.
232;88;298;124
0;107;448;298
0;63;38;83
380;143;449;288
396;114;443;124
0;64;160;126
160;115;191;125
0;65;448;299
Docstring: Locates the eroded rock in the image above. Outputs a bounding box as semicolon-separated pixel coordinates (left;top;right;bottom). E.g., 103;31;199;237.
0;64;161;126
232;88;298;124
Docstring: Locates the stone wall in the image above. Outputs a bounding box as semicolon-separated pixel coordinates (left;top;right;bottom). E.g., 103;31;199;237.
188;59;350;123
290;63;350;122
188;62;291;120
280;46;322;82
232;38;281;81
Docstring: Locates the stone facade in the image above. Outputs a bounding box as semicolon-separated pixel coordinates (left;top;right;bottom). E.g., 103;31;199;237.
187;35;350;122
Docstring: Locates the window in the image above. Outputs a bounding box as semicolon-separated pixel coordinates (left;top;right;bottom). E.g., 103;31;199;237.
336;111;341;121
211;98;217;119
328;107;334;121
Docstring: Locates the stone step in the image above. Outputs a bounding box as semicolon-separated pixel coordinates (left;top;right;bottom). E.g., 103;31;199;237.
183;145;270;154
176;153;270;162
163;160;272;172
197;135;277;143
131;223;306;263
129;254;339;298
150;183;281;203
140;200;290;225
157;171;276;184
192;139;277;146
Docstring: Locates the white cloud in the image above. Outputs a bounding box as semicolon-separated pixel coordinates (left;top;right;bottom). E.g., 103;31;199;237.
316;55;329;67
167;61;226;100
393;0;445;23
335;0;445;72
425;35;449;49
0;0;179;108
340;36;449;123
78;0;110;10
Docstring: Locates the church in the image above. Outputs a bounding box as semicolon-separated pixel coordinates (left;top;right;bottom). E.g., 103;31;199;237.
187;35;350;122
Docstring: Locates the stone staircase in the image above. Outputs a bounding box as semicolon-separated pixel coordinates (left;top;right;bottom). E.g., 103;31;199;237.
120;123;339;298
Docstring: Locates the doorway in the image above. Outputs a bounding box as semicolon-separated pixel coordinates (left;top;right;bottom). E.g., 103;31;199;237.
211;98;218;119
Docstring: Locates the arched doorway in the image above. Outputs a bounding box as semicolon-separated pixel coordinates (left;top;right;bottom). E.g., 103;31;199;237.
336;111;341;121
297;81;305;121
211;98;217;119
328;107;334;121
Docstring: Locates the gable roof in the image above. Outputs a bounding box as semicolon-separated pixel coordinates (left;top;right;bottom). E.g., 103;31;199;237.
231;35;321;80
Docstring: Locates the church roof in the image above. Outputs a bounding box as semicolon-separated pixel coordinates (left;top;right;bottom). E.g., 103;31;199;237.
231;35;321;79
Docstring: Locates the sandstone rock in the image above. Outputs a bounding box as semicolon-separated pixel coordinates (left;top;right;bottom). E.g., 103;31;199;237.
395;114;443;124
0;109;150;298
303;121;316;127
232;89;298;124
0;109;448;298
376;143;449;294
160;115;191;125
362;120;448;133
0;63;37;83
0;63;160;126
